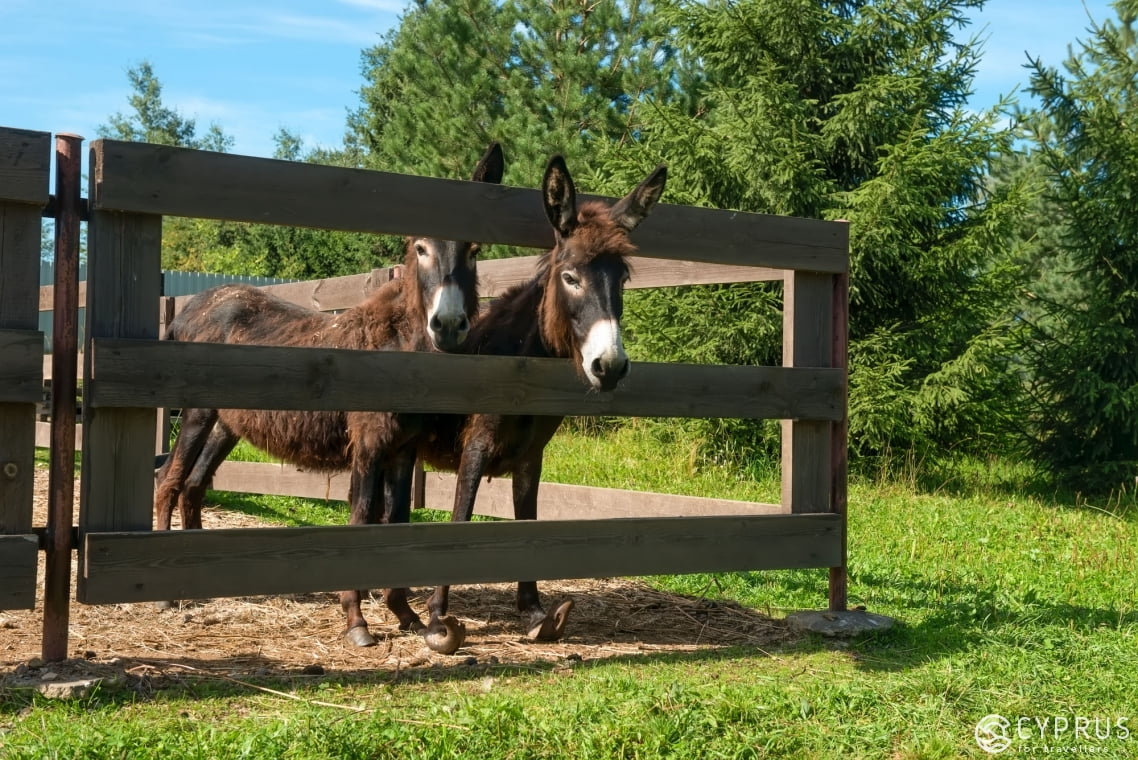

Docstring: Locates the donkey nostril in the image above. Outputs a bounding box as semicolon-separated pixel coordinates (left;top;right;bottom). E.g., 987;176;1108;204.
458;316;469;332
429;315;442;332
591;357;605;378
616;359;630;379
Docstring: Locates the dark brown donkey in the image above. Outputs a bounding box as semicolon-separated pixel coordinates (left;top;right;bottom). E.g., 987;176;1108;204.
377;156;667;654
153;143;503;651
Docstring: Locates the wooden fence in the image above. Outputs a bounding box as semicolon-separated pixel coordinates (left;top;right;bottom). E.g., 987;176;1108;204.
0;127;48;611
1;126;850;659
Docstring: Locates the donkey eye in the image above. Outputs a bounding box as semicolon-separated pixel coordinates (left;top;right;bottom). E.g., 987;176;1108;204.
415;241;429;257
622;272;631;285
562;271;580;288
468;244;481;258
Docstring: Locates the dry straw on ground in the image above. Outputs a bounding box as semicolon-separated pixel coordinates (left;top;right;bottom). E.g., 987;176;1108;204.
1;469;791;691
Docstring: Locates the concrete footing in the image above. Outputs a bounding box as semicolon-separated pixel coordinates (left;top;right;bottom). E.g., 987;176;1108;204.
786;609;896;637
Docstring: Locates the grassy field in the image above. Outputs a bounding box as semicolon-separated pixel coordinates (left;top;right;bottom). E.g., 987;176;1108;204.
3;424;1137;758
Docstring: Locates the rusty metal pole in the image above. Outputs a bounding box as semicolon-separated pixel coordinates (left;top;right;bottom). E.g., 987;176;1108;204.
828;269;850;612
42;133;83;662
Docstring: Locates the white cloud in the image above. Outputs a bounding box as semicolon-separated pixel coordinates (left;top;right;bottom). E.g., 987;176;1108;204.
338;0;407;12
255;13;390;46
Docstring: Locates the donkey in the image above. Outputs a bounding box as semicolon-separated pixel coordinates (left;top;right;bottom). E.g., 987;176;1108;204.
377;155;666;654
153;143;504;651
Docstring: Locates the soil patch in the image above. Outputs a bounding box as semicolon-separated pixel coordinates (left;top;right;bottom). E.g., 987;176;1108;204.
1;469;792;691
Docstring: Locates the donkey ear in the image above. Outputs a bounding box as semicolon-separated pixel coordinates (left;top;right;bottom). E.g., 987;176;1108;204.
542;155;577;238
609;164;667;232
471;141;504;184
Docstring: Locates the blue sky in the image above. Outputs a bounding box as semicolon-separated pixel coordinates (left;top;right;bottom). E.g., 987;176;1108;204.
0;0;1118;160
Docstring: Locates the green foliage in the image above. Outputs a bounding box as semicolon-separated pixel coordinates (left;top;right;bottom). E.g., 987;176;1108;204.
86;3;1138;487
589;0;1027;469
349;0;692;211
97;63;395;277
98;61;233;152
6;444;1138;758
1018;1;1138;491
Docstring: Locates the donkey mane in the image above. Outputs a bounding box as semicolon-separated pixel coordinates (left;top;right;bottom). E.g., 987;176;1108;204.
532;201;638;279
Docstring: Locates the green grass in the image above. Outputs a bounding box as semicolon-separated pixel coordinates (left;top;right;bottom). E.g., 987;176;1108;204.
7;425;1137;758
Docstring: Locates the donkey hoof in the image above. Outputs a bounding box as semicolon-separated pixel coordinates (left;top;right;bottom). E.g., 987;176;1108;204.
423;615;466;655
345;625;378;648
526;598;574;642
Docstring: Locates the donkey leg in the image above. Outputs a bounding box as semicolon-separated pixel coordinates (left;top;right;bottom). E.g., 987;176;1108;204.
377;446;465;654
341;458;389;647
513;453;573;641
178;422;238;531
154;408;218;532
421;442;490;654
341;446;435;647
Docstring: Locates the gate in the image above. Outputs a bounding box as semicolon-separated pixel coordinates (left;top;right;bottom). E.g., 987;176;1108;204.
3;127;850;658
0;128;50;610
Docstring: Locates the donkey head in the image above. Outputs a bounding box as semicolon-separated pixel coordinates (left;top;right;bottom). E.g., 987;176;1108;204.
539;156;667;391
405;142;504;351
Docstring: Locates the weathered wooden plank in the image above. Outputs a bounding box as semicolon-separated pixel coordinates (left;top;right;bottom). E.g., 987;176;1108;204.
166;255;783;317
0;411;36;533
79;211;162;547
42;352;85;381
0;329;44;402
0;156;46;546
38;280;88;312
623;257;785;290
204;460;781;519
35;420;60;449
829;270;850;610
80;513;842;604
87;338;845;421
782;272;834;514
210;460;351;502
418;471;783;520
0;127;51;205
479;255;784;298
2;205;44;326
170;268;397;315
90;140;848;272
0;534;39;610
43;249;784;328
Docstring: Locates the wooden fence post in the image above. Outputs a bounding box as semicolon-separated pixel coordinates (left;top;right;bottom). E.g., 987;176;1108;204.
42;133;84;661
77;142;162;602
829;270;850;612
781;271;833;515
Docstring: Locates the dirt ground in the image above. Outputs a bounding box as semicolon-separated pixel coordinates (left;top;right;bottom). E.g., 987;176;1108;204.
1;469;792;692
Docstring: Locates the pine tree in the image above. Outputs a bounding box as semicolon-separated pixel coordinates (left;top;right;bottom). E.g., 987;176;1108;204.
590;0;1029;467
1019;0;1138;490
349;0;691;195
98;64;386;277
99;61;233;152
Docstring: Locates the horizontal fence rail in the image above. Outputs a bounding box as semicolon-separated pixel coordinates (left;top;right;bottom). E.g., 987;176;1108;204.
37;255;785;345
201;461;785;519
87;338;844;421
91;140;849;273
82;513;843;604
